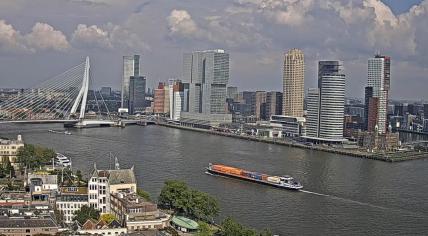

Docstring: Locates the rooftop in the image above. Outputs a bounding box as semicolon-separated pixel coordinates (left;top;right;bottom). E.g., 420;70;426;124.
108;169;136;185
171;216;199;230
0;217;57;228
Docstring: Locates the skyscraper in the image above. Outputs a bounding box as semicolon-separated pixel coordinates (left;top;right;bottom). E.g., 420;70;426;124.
283;49;304;117
122;55;140;109
183;49;229;115
424;104;428;119
168;80;184;121
227;86;238;100
306;61;346;141
154;82;170;115
255;91;267;120
367;55;391;133
128;76;146;115
266;92;283;119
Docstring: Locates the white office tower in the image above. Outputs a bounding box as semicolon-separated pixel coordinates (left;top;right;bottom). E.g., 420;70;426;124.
368;55;390;134
306;61;346;141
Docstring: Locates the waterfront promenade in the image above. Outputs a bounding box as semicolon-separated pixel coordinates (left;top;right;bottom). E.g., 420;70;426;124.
159;123;428;162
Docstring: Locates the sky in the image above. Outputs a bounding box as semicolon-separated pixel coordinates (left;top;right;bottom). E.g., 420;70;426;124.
0;0;427;100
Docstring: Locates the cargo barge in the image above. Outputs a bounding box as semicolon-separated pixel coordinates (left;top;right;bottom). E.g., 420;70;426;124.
206;163;303;190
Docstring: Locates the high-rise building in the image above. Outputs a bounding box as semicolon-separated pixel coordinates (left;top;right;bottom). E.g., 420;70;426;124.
394;103;404;116
255;91;267;120
367;97;379;132
227;86;238;100
306;88;320;137
424;104;428;119
283;49;304;117
100;87;112;98
306;61;346;141
242;91;256;116
168;80;184;121
154;82;170;115
367;55;391;133
183;49;229;114
266;92;283;120
128;76;146;115
122;55;140;109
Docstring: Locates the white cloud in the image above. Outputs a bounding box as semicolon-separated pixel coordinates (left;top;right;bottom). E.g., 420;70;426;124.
166;9;270;49
72;24;113;49
167;9;199;36
0;20;69;53
26;23;70;51
71;23;149;51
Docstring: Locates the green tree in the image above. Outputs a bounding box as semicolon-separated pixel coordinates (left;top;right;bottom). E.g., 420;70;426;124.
73;205;100;225
137;188;152;201
158;180;219;222
196;221;214;236
219;217;270;236
17;144;55;170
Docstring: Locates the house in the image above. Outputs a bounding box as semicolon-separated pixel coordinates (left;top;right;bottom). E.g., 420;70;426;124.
110;191;170;232
56;186;89;224
78;218;127;235
88;163;137;214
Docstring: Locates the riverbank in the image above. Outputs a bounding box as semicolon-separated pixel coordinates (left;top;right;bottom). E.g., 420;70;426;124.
158;123;428;162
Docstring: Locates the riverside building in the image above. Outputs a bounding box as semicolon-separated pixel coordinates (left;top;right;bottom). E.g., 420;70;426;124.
365;55;391;134
88;163;137;214
180;49;232;126
0;135;24;167
305;61;346;143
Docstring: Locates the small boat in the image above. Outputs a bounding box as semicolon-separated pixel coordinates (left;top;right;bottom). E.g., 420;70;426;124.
55;153;71;167
64;131;72;135
206;163;303;190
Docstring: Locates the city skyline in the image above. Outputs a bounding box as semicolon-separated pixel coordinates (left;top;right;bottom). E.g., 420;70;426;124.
0;0;427;100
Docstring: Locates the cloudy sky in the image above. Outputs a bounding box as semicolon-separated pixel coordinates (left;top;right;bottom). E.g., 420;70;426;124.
0;0;427;100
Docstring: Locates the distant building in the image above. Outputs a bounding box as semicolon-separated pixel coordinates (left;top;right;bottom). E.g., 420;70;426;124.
255;91;267;120
169;80;185;121
283;49;304;117
242;91;256;116
358;131;400;151
183;49;229;115
88;164;137;213
0;135;24;167
129;76;146;115
343;115;364;139
305;61;346;142
100;87;112;97
122;55;140;109
153;82;170;115
424;104;428;119
270;115;305;137
265;92;283;120
227;86;238;100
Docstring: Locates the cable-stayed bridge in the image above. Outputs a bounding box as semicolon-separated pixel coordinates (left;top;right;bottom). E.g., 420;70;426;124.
0;57;123;127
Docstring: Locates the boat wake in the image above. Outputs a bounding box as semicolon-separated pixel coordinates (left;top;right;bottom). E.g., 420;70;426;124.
300;189;428;217
299;190;331;197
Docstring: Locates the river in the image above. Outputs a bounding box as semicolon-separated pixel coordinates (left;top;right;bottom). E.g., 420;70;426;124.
1;123;428;235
